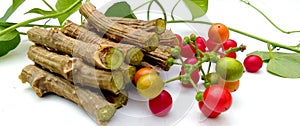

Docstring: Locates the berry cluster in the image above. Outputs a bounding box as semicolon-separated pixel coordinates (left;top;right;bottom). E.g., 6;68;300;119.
133;23;264;119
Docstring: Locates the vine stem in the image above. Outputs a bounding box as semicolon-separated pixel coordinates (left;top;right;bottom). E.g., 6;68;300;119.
164;76;181;84
167;20;300;53
241;0;300;34
42;0;55;11
268;43;274;59
0;22;59;28
0;0;82;36
153;0;167;22
147;0;154;21
133;0;152;11
171;0;181;20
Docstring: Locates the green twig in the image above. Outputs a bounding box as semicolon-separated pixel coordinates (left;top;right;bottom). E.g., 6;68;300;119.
42;0;55;11
147;0;154;21
189;79;200;92
241;0;300;34
133;0;152;11
167;20;300;53
19;32;27;35
0;22;59;28
268;43;274;59
164;76;181;84
153;0;167;22
207;62;212;74
0;0;82;36
171;0;181;20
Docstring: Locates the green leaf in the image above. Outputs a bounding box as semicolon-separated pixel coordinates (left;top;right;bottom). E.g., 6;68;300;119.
25;8;56;15
0;26;20;56
105;1;137;19
55;0;82;25
0;26;19;41
0;0;25;21
267;55;300;78
183;0;208;20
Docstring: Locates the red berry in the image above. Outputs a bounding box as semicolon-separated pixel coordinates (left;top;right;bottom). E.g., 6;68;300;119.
149;90;173;117
198;101;221;118
203;85;232;113
179;44;195;58
221;52;237;59
243;55;263;73
175;34;182;45
222;39;237;51
206;39;221;52
191;37;207;55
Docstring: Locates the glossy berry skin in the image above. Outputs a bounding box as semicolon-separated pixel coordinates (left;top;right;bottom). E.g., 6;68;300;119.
203;85;232;113
177;34;195;58
208;23;230;44
180;44;195;58
180;57;200;88
206;39;221;52
243;55;263;73
222;39;237;51
149;90;173;117
134;68;156;84
175;34;182;45
192;37;207;54
221;52;237;59
198;101;221;118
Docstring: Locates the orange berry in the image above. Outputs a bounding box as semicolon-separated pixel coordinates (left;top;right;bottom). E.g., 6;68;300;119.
208;23;230;44
218;78;240;92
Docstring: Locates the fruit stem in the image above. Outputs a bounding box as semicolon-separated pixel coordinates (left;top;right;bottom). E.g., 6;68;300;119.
240;0;300;34
164;75;181;84
223;45;246;55
268;43;274;59
167;20;300;53
207;62;212;74
189;78;200;92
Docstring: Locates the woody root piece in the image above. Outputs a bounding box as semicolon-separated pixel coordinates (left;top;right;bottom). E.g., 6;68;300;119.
143;46;174;71
19;65;116;125
62;20;144;66
27;27;124;70
27;45;125;94
79;2;159;52
84;17;166;35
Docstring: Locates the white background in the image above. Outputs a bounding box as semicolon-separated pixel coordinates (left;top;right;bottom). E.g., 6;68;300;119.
1;0;300;126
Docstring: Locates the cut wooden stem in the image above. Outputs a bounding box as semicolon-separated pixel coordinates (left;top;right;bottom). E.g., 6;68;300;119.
83;17;166;35
27;45;124;94
27;27;124;70
142;46;173;71
79;2;159;52
159;30;179;47
19;65;116;124
101;90;128;109
62;20;144;66
108;17;166;34
118;64;136;85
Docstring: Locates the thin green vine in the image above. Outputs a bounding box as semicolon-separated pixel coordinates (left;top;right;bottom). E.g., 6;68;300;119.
0;0;82;36
241;0;300;34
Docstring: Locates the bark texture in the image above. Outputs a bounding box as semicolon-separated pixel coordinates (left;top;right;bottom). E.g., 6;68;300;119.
79;2;159;52
19;65;116;124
